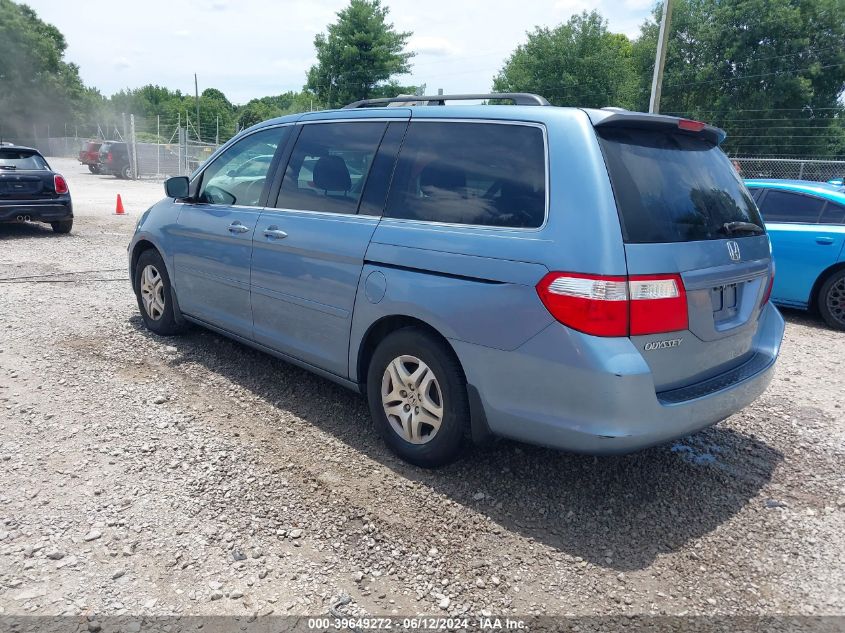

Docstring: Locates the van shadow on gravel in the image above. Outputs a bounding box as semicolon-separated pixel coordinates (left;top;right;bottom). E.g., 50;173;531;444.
130;317;783;572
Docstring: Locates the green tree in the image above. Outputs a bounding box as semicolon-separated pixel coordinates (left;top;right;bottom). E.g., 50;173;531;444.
305;0;414;109
236;91;322;129
632;0;845;157
493;11;638;109
0;0;101;138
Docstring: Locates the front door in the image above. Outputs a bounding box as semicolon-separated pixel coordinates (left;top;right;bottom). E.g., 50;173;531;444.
172;126;291;338
250;115;407;377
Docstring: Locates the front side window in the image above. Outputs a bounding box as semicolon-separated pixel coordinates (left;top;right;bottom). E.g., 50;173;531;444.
197;127;289;207
757;190;825;223
384;122;546;228
275;121;388;215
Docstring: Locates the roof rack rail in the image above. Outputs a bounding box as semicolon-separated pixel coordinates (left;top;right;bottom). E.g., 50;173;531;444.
343;92;550;109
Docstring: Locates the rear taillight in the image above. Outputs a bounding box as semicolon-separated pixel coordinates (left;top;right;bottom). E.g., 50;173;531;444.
53;174;69;194
107;152;113;162
536;272;688;337
762;271;774;305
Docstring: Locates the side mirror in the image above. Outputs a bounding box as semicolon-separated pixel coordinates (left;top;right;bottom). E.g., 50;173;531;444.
164;176;190;199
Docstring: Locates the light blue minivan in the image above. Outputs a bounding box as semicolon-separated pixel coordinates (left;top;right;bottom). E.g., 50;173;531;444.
129;93;784;466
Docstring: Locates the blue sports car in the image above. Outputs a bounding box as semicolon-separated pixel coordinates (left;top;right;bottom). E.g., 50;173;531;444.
745;179;845;329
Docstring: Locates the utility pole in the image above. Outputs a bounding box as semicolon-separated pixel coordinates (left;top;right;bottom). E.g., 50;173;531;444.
194;73;201;142
649;0;673;114
216;115;219;146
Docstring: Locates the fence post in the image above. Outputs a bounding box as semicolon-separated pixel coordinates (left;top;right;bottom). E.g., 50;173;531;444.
798;161;805;180
178;127;186;177
157;115;161;177
129;114;139;179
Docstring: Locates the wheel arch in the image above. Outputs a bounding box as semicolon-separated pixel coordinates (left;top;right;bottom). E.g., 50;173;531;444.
130;239;160;291
809;261;845;311
131;238;185;326
354;314;494;444
356;315;457;390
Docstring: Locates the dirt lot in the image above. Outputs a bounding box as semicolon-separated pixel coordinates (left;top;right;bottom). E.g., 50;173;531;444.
1;158;844;622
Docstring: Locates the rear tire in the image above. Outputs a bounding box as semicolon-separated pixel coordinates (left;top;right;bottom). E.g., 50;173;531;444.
818;269;845;330
51;219;73;234
120;164;132;180
87;164;99;174
134;249;183;336
366;327;468;467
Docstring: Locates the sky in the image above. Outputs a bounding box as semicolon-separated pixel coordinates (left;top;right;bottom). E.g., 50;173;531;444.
25;0;656;105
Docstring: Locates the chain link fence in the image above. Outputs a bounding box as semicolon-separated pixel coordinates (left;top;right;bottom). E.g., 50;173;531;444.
732;157;845;182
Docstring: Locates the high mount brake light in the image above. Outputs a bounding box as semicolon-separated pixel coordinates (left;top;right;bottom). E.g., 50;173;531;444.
678;118;706;132
536;273;688;337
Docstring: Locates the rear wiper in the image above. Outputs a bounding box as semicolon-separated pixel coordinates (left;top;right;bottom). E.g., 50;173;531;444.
720;221;764;236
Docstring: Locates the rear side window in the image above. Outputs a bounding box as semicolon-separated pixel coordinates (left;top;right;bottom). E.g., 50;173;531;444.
758;190;825;223
275;121;387;215
819;201;845;225
384;122;546;228
598;128;763;243
0;150;48;170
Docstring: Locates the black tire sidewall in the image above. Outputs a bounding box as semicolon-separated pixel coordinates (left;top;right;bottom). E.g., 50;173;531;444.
366;328;467;467
818;270;845;330
51;219;72;234
134;250;180;335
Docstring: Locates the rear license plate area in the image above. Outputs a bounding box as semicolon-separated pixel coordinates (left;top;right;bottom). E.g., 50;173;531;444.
711;283;739;320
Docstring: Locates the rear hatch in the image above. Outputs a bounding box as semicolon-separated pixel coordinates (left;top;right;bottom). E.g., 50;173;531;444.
595;116;772;392
0;149;55;200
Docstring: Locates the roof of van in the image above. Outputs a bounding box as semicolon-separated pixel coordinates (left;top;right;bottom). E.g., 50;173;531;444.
246;104;726;149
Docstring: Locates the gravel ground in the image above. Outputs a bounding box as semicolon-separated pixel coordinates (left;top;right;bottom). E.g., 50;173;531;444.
1;158;844;622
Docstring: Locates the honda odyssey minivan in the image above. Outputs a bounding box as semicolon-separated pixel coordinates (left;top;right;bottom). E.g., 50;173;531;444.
128;93;784;466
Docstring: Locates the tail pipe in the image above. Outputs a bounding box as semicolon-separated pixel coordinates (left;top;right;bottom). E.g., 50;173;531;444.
16;215;31;222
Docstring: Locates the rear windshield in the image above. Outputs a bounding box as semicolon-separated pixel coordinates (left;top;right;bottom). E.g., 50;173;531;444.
598;128;763;243
0;150;49;171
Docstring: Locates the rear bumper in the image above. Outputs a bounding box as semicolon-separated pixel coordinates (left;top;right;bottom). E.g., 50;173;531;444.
452;302;785;454
0;198;73;222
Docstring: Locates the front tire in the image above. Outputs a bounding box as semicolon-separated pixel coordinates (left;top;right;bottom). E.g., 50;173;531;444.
51;219;73;234
366;327;468;467
818;269;845;330
88;164;100;174
134;250;183;336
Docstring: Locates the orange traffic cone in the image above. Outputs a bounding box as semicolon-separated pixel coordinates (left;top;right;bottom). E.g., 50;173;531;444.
114;194;126;216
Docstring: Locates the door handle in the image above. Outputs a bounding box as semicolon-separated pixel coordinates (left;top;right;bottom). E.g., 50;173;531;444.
816;236;835;245
263;227;288;239
228;222;249;234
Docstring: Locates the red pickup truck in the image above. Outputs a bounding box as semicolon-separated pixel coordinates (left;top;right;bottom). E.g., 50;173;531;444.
78;140;102;174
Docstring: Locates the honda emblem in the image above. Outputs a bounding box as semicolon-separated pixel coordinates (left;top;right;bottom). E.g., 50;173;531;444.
727;241;741;261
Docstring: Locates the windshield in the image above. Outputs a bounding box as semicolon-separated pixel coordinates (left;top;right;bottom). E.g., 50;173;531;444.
0;150;49;170
598;128;764;243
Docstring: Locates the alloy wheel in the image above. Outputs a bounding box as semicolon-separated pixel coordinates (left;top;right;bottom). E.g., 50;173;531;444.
381;355;444;444
140;264;166;321
826;276;845;327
